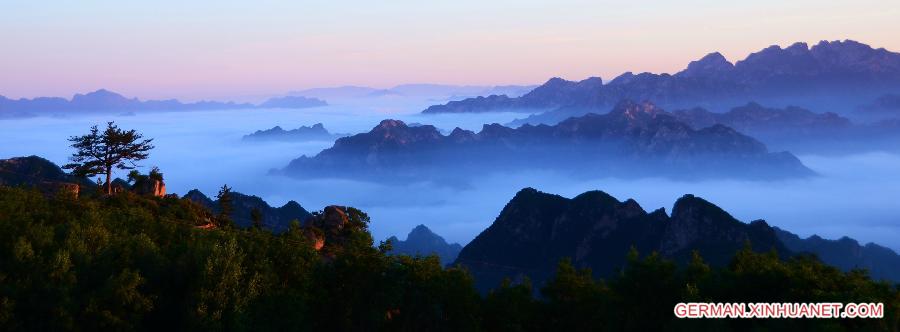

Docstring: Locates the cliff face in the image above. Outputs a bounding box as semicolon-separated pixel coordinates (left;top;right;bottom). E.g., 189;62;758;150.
454;188;790;291
132;179;166;197
282;100;813;182
387;225;463;266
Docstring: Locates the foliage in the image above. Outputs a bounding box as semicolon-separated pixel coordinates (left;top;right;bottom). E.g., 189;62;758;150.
63;122;154;194
0;186;897;331
215;184;233;228
250;208;262;229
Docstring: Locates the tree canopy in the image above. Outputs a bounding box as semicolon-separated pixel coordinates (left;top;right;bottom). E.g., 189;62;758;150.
64;122;154;195
0;186;897;331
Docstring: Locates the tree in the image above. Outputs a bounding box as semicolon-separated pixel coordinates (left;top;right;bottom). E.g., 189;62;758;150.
216;185;234;228
250;208;263;229
64;122;154;195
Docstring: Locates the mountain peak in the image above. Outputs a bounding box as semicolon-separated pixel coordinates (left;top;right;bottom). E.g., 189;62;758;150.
677;52;734;78
71;89;132;102
376;119;407;129
671;193;736;223
389;224;462;266
408;224;437;239
786;42;810;54
544;77;569;85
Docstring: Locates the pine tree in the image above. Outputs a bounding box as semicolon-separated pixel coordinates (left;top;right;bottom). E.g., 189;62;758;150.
250;207;263;229
64;122;154;195
216;184;234;228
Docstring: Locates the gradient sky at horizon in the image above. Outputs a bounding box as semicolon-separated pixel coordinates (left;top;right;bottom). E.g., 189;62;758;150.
2;0;898;101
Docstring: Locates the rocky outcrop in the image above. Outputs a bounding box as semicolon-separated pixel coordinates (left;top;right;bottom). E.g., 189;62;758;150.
454;188;791;291
133;179;166;197
38;181;80;199
387;225;463;266
281;100;813;182
302;205;355;254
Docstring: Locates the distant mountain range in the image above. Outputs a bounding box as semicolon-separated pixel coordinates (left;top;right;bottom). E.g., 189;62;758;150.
387;224;463;266
774;227;900;283
0;89;327;117
289;84;537;100
243;123;348;142
184;189;312;232
671;102;900;153
278;100;813;182
455;187;900;292
423;40;900;120
859;93;900;116
257;96;328;108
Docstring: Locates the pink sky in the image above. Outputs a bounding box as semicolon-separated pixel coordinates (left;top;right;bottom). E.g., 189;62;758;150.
1;0;898;101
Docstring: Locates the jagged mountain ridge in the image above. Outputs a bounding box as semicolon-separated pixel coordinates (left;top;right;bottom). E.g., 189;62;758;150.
242;123;348;142
671;102;900;153
455;187;900;292
672;102;852;134
184;189;312;232
280;100;813;182
424;40;900;121
455;187;788;291
775;227;900;282
387;224;463;266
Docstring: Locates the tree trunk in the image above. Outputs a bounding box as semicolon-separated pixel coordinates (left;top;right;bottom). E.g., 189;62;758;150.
105;166;112;195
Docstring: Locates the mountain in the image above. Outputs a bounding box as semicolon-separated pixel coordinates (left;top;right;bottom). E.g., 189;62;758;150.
424;40;900;121
422;77;602;114
0;156;91;188
672;102;852;135
386;225;463;266
0;89;327;117
242;123;347;142
289;86;380;99
455;187;900;292
0;156;96;198
672;102;900;153
279;100;813;182
774;227;900;282
184;189;312;232
291;84;537;101
859;93;900;115
455;187;788;291
258;96;327;108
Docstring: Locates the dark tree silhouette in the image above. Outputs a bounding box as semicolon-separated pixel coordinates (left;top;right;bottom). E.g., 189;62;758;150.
64;122;154;195
250;207;263;229
216;184;234;228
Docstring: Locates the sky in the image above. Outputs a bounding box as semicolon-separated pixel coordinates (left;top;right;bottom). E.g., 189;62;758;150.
1;0;899;101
